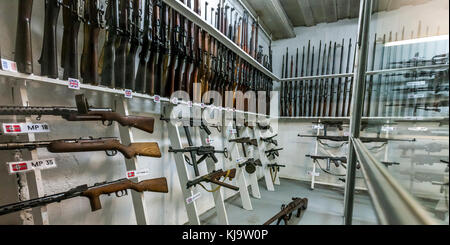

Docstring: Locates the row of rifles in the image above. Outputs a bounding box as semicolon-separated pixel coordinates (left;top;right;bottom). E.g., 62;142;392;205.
280;39;357;118
14;0;273;113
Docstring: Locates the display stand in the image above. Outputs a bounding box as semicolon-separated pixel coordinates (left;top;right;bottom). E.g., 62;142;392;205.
162;103;201;225
239;120;262;198
310;121;322;190
198;107;229;225
114;96;150;225
11;82;48;225
222;113;253;210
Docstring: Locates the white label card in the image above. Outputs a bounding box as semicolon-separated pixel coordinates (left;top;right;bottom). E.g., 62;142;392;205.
68;78;80;90
2;123;50;134
236;158;245;163
407;81;426;87
126;169;151;179
308;171;320;177
408;93;426;99
381;126;395;132
200;103;206;109
408;127;428;132
186;192;201;204
187;101;193;108
124;89;133;98
7;158;57;174
313;124;324;130
1;59;18;72
205;137;214;144
229;128;237;134
171;97;179;105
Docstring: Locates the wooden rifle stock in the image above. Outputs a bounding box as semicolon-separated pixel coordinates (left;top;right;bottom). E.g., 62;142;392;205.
48;138;162;159
39;0;61;78
114;0;129;89
81;0;103;85
62;0;82;80
81;178;168;211
15;0;34;74
125;0;143;90
135;0;153;93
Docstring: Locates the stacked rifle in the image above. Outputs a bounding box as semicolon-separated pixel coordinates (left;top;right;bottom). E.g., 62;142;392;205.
12;0;273;115
280;39;356;118
0;94;168;217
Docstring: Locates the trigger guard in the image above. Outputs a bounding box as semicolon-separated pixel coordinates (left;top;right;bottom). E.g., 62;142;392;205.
223;148;229;159
106;150;118;157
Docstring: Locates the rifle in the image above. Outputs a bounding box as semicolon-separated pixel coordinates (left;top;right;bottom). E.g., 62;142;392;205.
186;169;239;191
346;40;357;116
410;154;449;166
228;137;258;146
263;197;308;225
124;0;143;90
15;0;34;74
267;163;286;172
238;158;262;174
0;137;162;159
399;143;448;155
306;154;347;170
168;146;228;176
298;134;416;143
100;0;119;88
260;134;278;146
335;39;345;117
390;53;449;67
61;0;84;80
313;41;322;117
134;0;153;93
374;34;386;117
365;34;377;117
0;94;155;134
280;54;285;117
39;0;62;78
113;0;131;89
293;48;299;117
0;177;168;216
81;0;105;85
385;100;449;113
327;42;336;117
381;161;400;168
265;148;283;159
341;38;352;116
308;46;315;117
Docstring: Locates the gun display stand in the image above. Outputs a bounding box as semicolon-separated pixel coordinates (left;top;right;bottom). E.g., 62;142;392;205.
310;121;323;190
10;82;48;225
162;103;233;225
239;118;262;198
223;113;253;210
254;122;278;192
114;97;150;225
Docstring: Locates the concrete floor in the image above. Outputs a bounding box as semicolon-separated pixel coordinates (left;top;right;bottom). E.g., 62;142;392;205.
197;178;378;225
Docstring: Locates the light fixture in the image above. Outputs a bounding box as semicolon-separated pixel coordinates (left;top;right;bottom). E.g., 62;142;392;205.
384;34;449;47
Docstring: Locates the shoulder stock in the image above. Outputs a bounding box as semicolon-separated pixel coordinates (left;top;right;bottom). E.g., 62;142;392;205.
124;142;162;158
97;112;155;134
133;177;168;193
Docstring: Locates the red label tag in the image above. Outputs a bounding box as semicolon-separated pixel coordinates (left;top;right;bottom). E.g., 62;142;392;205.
5;125;22;133
12;163;28;171
154;95;161;103
124;89;133;98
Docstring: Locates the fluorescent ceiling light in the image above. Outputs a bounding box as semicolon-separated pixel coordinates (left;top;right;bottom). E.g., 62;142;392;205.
385;34;449;47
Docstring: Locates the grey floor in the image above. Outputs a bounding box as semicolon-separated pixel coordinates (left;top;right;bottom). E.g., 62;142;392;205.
198;178;378;225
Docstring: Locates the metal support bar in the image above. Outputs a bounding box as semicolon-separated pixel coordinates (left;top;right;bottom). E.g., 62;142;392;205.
351;138;437;225
343;0;372;225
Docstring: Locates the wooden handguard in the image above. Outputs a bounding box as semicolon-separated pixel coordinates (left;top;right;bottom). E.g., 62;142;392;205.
48;139;162;159
81;178;168;211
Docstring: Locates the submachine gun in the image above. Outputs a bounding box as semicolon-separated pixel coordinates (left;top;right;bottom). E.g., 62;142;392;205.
260;134;278;146
263;197;308;225
305;155;347;171
228;137;258;146
168;146;228;177
0;94;155;134
267;163;286;183
298;135;416;143
0;177;168;216
265;148;283;159
186;169;239;191
238;158;262;174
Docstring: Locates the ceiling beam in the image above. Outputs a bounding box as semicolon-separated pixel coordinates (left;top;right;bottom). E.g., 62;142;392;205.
297;0;315;26
267;0;296;39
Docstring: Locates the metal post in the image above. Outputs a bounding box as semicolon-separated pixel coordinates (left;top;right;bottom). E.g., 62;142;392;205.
343;0;373;225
